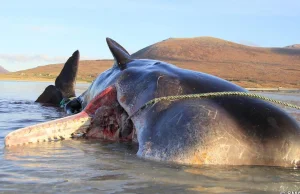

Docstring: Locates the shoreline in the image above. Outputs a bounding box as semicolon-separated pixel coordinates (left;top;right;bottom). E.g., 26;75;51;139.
0;78;299;92
246;88;300;92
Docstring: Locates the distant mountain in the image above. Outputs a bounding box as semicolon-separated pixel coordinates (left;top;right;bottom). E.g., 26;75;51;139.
1;37;300;88
0;66;9;74
132;37;300;63
285;44;300;49
131;37;300;88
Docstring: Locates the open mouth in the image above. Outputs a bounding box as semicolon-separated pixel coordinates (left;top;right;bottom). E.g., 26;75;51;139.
82;86;134;141
5;86;135;147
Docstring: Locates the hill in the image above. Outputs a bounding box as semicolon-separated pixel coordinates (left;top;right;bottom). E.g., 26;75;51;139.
132;37;300;88
0;60;114;82
0;66;9;74
1;37;300;88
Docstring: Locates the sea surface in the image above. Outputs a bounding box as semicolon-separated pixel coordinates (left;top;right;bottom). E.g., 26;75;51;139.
0;81;300;194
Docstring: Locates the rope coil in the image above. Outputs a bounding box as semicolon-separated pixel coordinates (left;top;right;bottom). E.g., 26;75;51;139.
59;97;77;107
128;91;300;119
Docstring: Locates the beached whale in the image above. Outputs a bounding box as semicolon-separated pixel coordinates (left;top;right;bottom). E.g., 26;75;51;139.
5;38;300;167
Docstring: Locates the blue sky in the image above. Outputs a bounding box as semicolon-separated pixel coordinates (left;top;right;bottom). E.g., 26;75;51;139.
0;0;299;71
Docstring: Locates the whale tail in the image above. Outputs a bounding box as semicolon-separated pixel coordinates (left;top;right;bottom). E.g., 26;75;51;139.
36;50;79;105
55;50;79;98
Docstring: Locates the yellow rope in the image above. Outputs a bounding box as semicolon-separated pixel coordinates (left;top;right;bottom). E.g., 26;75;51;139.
128;91;300;119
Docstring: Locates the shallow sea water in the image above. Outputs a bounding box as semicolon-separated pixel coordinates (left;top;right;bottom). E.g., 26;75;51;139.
0;81;300;194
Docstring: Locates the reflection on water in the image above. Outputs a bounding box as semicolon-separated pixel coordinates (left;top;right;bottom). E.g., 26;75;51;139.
0;81;300;193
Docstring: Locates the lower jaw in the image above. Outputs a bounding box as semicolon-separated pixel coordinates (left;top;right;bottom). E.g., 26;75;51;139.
5;86;134;147
5;111;92;147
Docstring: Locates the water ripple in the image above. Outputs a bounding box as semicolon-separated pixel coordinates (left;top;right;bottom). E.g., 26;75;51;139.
0;82;300;193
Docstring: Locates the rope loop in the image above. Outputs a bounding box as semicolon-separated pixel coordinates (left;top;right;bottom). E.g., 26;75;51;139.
128;91;300;120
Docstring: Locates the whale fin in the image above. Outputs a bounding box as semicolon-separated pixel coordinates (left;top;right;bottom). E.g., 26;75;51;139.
106;38;131;69
55;50;79;98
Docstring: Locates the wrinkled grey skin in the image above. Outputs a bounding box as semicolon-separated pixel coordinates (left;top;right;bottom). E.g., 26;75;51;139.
70;38;300;166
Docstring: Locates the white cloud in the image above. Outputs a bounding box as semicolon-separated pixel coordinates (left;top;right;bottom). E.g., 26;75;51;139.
27;25;67;33
0;53;96;72
0;54;67;63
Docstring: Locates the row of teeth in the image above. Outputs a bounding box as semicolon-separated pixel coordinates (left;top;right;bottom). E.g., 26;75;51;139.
6;133;92;147
6;136;68;147
6;116;92;147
